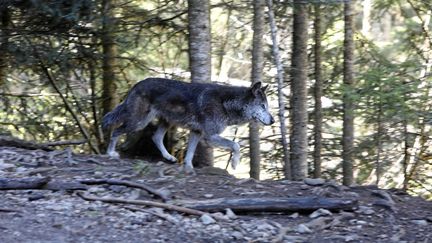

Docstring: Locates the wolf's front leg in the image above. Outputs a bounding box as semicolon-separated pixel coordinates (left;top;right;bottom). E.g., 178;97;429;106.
107;135;120;158
208;135;240;169
152;124;177;163
182;131;202;175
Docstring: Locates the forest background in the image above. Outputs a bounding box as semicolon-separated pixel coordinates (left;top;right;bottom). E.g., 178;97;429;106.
0;0;431;199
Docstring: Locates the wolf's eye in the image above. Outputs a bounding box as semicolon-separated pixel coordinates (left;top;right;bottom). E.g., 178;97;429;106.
261;104;266;109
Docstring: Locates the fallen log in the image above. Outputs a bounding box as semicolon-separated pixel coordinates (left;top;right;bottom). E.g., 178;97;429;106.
0;177;87;191
0;136;52;151
0;177;51;190
179;197;358;213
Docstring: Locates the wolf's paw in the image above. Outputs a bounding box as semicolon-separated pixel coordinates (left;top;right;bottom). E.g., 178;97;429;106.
182;164;196;175
163;153;178;164
231;153;241;170
108;151;120;159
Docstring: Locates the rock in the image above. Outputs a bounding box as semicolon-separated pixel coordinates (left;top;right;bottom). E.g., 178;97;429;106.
88;186;103;193
206;224;221;231
356;206;375;215
28;193;45;201
289;212;299;219
200;214;216;225
304;178;325;186
94;171;104;178
234;178;256;185
283;235;307;242
211;212;229;221
309;208;332;218
256;223;275;232
339;212;356;221
306;217;332;230
356;220;368;225
300;184;309;190
372;199;396;211
225;208;237;219
371;190;395;204
232;231;243;240
128;189;141;200
204;193;214;198
411;219;428;226
0;161;16;171
296;224;312;234
200;167;230;176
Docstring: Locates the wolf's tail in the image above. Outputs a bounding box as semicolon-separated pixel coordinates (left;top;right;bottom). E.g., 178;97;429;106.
102;103;126;131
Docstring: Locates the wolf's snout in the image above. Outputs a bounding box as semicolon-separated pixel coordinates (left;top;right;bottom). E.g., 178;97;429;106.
260;114;275;125
269;116;275;125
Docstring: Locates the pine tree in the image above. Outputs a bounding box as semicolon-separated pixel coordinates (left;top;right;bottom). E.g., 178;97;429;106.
290;0;309;180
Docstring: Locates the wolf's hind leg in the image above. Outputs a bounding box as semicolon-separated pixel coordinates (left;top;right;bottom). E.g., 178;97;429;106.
132;109;156;132
207;135;241;169
182;131;202;174
152;124;177;163
106;128;125;158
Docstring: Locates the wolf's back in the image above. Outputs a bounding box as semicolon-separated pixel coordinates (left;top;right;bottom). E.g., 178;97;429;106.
102;103;126;131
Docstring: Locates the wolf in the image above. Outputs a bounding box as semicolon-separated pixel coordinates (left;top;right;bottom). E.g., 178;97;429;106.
102;77;274;173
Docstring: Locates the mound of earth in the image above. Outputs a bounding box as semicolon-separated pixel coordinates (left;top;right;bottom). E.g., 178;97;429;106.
0;145;431;242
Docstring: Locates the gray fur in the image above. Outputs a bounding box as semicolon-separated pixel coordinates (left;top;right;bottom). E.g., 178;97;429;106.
102;78;274;173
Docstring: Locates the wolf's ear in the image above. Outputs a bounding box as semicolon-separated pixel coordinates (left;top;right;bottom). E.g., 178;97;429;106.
251;82;262;96
262;84;269;92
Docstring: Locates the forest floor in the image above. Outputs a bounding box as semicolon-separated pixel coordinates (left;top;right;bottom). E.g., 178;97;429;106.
0;144;431;243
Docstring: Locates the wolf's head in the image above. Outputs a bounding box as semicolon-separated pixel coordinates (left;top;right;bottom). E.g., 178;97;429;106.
246;82;275;125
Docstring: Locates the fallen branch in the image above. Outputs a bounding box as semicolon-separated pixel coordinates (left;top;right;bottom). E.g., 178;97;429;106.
79;179;171;201
41;139;87;147
0;177;51;190
0;208;23;213
77;192;209;218
178;197;358;213
19;167;57;176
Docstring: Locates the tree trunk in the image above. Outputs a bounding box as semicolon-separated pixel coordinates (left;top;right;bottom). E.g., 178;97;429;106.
290;0;309;181
342;1;355;186
313;4;323;179
402;114;410;191
249;0;265;180
187;0;213;167
0;6;10;89
266;0;290;179
101;0;119;116
375;92;383;186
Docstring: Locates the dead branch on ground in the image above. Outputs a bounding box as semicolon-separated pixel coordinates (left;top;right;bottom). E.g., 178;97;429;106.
76;192;214;218
79;178;171;201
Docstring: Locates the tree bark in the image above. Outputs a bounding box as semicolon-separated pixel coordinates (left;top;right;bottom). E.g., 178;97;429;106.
0;6;10;89
101;0;119;116
180;197;358;213
266;0;291;179
342;1;355;186
313;4;323;179
187;0;214;167
375;89;383;186
249;0;265;180
290;0;309;181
